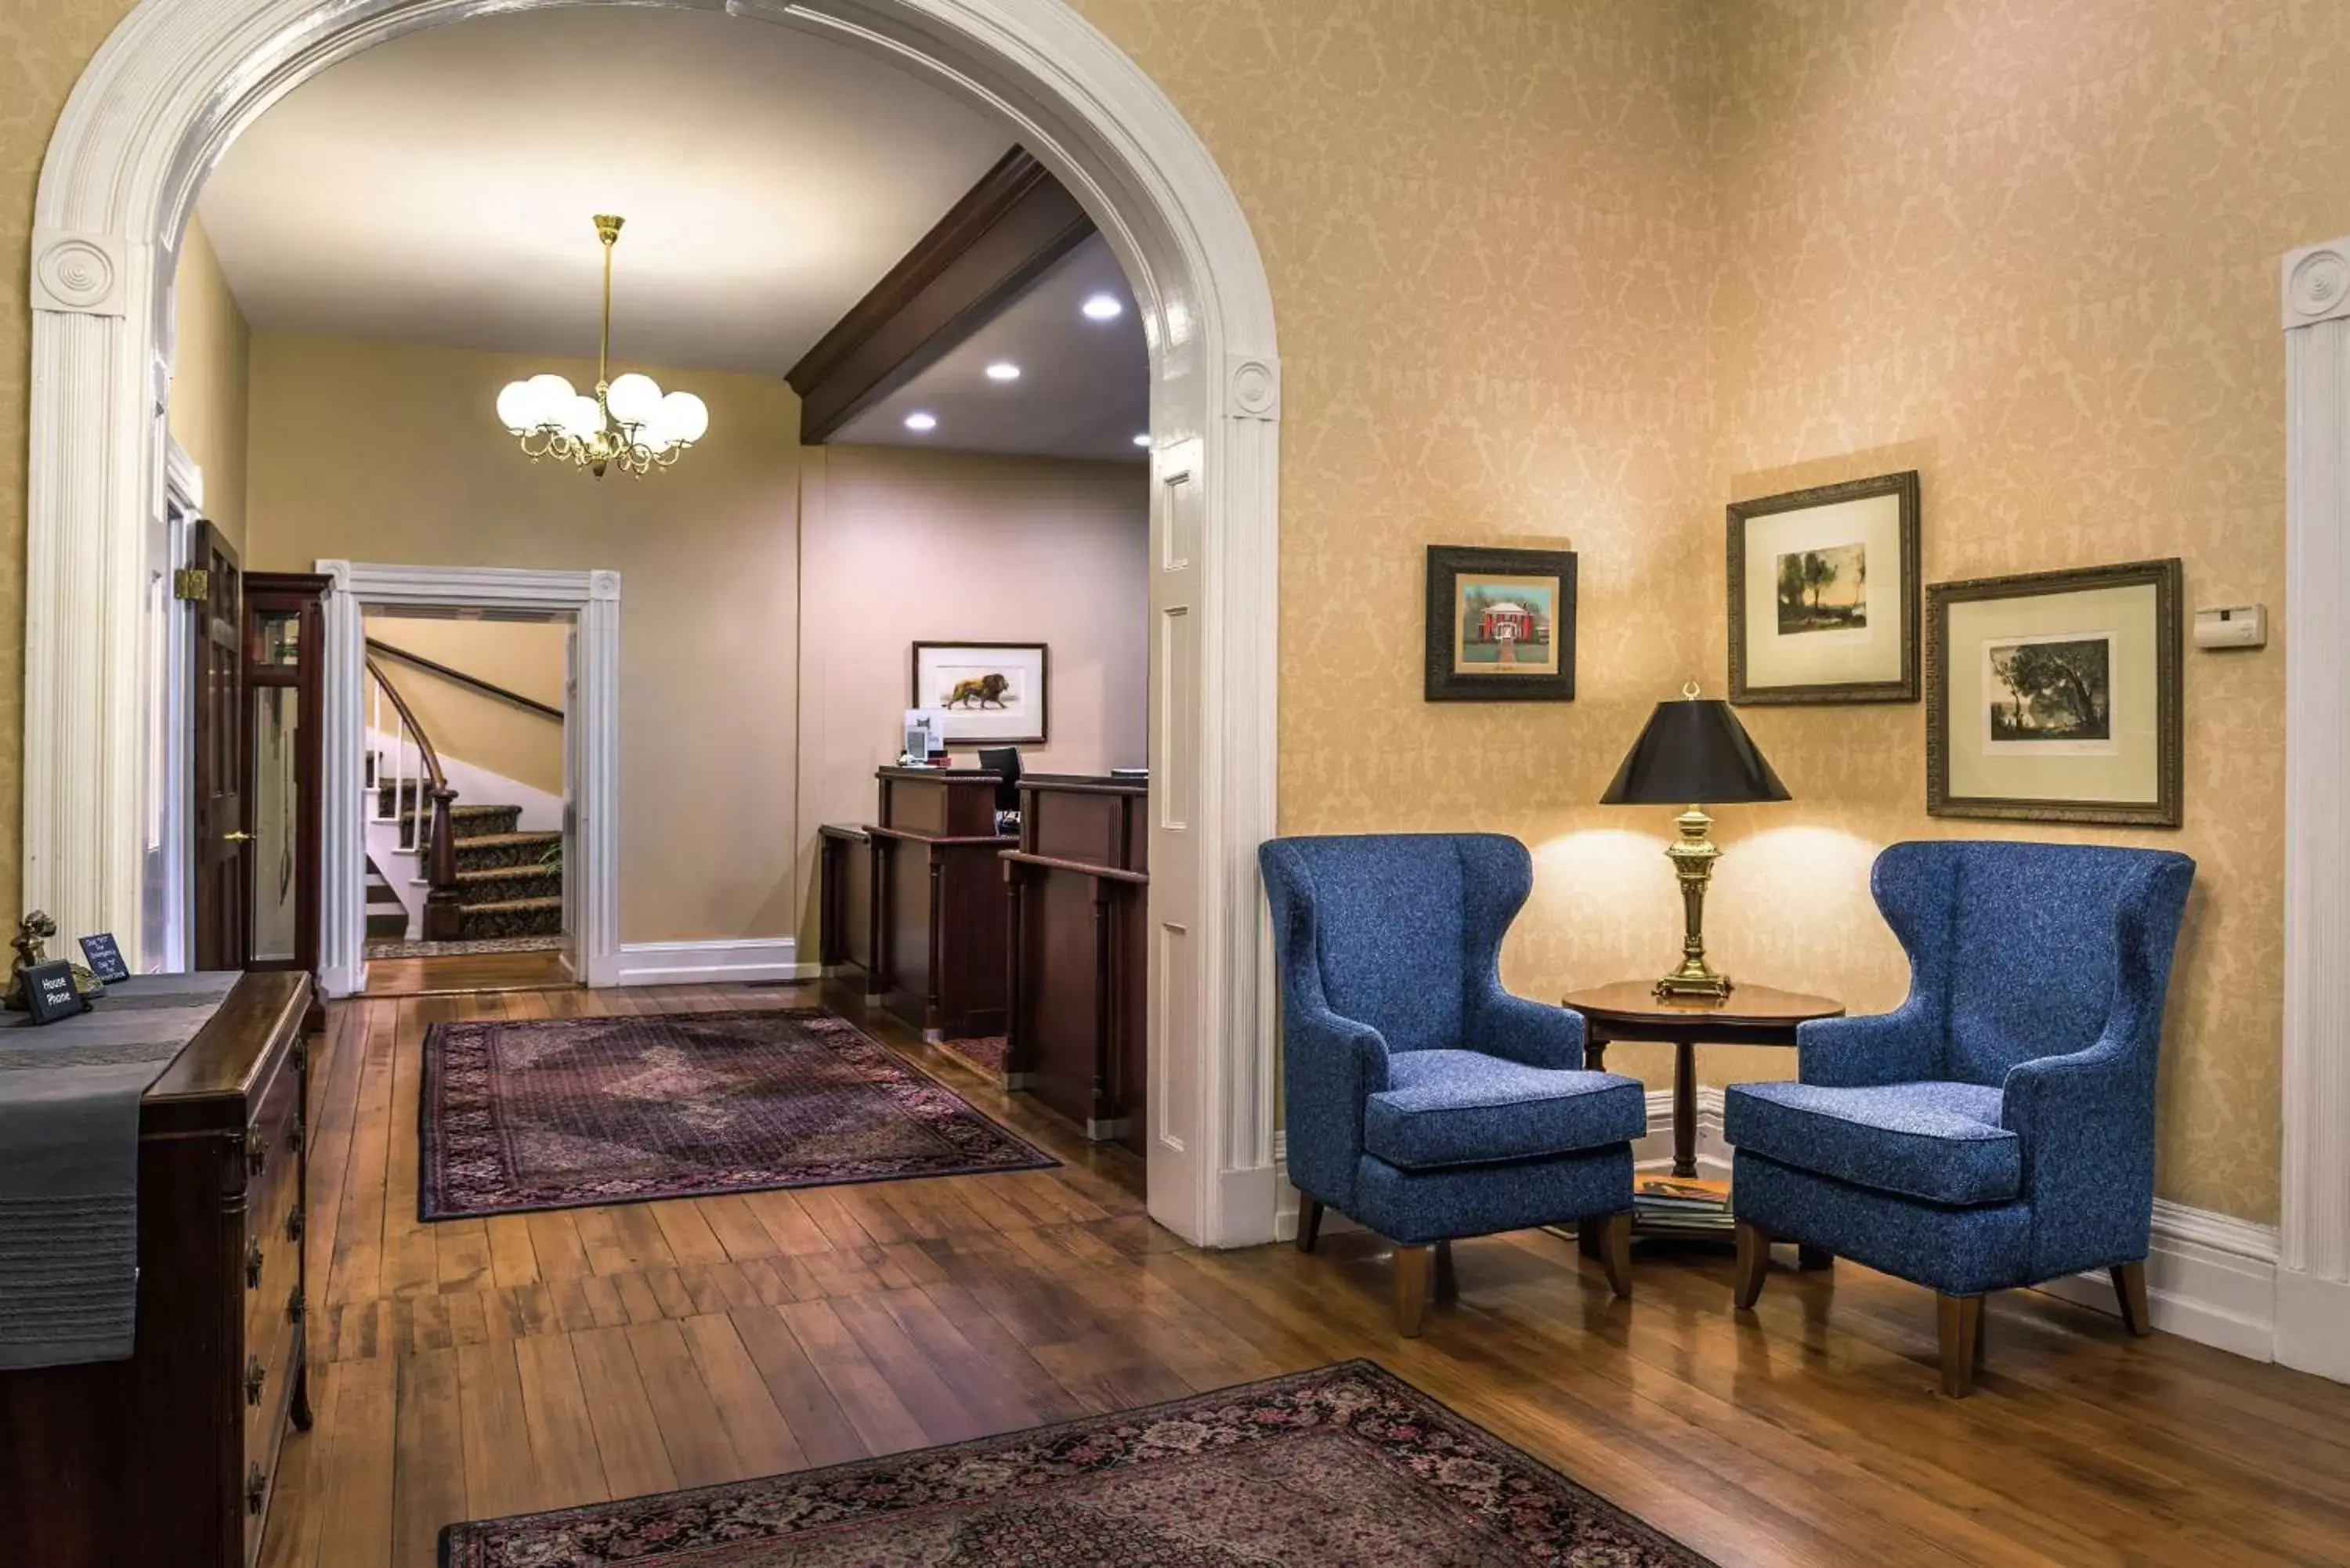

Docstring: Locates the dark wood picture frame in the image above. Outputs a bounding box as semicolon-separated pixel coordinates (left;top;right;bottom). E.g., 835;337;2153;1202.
1423;544;1578;703
910;640;1050;746
1728;470;1922;705
1925;557;2184;827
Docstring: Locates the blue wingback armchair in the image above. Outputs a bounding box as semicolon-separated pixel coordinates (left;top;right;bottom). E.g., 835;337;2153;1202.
1260;833;1646;1335
1723;840;2195;1395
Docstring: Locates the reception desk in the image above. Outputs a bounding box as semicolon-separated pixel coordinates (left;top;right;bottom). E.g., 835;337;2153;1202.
1003;775;1148;1152
862;769;1015;1039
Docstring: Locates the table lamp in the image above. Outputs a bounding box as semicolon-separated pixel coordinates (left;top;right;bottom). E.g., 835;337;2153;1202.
1600;682;1790;1001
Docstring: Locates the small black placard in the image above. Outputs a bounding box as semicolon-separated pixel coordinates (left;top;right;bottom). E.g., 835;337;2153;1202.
78;932;129;985
21;959;85;1024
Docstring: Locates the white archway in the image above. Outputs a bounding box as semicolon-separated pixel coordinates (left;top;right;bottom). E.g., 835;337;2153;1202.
27;0;1281;1248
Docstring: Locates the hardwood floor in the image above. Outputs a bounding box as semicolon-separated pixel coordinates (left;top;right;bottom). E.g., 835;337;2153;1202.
361;948;574;996
263;981;2350;1567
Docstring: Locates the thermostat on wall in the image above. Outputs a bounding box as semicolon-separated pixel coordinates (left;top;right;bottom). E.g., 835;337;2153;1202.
2193;605;2267;649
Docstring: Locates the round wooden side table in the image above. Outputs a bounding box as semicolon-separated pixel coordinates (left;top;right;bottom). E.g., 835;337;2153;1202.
1563;980;1843;1180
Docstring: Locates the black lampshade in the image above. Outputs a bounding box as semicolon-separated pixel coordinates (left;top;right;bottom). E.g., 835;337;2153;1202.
1600;697;1791;807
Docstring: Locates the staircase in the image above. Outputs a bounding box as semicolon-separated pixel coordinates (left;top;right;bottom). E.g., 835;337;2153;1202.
436;802;563;940
366;656;565;945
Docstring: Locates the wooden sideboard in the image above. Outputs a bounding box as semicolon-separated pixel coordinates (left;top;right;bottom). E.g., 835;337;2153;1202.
1003;775;1148;1152
866;768;1016;1039
0;970;313;1568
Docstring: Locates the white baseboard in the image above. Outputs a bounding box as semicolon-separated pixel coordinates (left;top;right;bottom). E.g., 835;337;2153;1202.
2270;1266;2350;1379
2034;1201;2280;1363
612;938;818;986
1271;1082;2287;1366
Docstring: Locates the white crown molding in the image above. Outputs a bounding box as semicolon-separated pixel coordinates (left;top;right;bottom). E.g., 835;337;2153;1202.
2280;235;2350;1380
614;938;815;985
28;0;1278;1251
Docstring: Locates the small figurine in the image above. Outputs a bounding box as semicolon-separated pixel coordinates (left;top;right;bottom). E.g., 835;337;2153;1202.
5;910;103;1012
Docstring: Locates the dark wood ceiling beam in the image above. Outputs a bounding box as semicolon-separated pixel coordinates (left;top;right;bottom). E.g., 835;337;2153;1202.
786;147;1096;443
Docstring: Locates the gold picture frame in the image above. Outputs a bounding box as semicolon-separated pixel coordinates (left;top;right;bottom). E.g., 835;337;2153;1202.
1727;471;1921;705
1925;558;2183;827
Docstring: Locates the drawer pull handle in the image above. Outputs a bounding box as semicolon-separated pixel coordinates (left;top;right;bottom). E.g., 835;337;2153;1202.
287;1286;306;1324
245;1238;264;1290
288;1115;305;1154
245;1463;268;1516
244;1354;266;1407
286;1205;305;1242
245;1131;266;1178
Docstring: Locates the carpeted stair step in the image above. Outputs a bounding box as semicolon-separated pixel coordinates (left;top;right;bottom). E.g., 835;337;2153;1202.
448;830;562;874
456;863;562;902
457;895;563;940
449;803;523;839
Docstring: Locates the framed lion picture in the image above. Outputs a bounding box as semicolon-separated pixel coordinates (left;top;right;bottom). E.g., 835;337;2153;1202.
911;641;1050;745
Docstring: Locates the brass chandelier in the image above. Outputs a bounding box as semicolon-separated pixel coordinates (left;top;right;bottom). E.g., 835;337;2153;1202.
497;215;708;477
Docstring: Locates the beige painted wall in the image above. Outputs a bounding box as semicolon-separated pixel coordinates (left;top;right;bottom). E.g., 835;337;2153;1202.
166;215;254;553
362;614;568;797
245;332;801;945
1687;0;2350;1227
8;0;2350;1223
795;443;1148;946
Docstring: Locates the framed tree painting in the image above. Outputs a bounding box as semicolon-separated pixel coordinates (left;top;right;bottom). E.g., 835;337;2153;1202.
911;641;1050;745
1424;545;1578;702
1728;471;1921;704
1925;558;2183;826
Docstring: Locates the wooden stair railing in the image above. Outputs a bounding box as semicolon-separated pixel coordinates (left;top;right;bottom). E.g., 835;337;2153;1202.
365;658;464;940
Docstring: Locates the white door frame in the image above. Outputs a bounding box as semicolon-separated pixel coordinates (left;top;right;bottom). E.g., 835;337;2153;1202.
25;0;1282;1248
2278;238;2350;1381
316;562;620;997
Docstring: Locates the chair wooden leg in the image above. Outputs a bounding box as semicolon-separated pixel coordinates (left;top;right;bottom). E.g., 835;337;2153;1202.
1433;1239;1458;1302
1596;1212;1633;1299
2112;1260;2152;1336
1937;1293;1983;1397
1394;1245;1432;1336
1733;1220;1771;1310
1296;1195;1325;1254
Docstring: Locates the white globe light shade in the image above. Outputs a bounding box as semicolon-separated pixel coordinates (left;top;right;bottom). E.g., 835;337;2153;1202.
605;372;663;426
656;390;709;447
496;381;539;432
526;374;574;420
564;395;605;440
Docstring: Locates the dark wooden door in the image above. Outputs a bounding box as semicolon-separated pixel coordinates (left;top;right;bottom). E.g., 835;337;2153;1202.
240;574;330;988
190;520;245;970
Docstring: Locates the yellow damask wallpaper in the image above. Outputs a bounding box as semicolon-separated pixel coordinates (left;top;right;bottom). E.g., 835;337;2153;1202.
2;0;2338;1223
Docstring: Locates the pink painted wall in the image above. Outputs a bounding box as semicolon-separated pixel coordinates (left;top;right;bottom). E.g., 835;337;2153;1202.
795;443;1148;945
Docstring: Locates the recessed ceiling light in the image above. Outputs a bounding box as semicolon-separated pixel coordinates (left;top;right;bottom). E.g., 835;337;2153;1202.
1132;433;1151;448
985;362;1021;382
1081;294;1124;321
904;411;938;432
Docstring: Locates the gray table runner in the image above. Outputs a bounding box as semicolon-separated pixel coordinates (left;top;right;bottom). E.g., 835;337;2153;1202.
0;971;243;1370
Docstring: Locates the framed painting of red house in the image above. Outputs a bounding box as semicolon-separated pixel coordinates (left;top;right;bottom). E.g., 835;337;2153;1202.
1424;545;1578;703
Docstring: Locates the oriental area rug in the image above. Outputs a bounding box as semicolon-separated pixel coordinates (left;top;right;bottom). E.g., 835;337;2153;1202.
440;1361;1715;1566
418;1007;1055;1219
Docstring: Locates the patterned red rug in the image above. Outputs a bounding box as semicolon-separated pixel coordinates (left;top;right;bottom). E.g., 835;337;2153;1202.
439;1361;1714;1566
418;1007;1054;1219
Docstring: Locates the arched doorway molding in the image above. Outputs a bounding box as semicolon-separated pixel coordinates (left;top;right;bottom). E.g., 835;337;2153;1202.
27;0;1281;1247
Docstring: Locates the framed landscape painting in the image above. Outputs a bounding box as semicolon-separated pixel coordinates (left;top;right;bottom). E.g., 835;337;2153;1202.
911;641;1050;745
1728;471;1921;705
1424;545;1578;702
1925;558;2182;826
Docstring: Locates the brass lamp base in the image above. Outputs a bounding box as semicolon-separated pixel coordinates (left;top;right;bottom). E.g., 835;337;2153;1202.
1653;804;1734;1002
